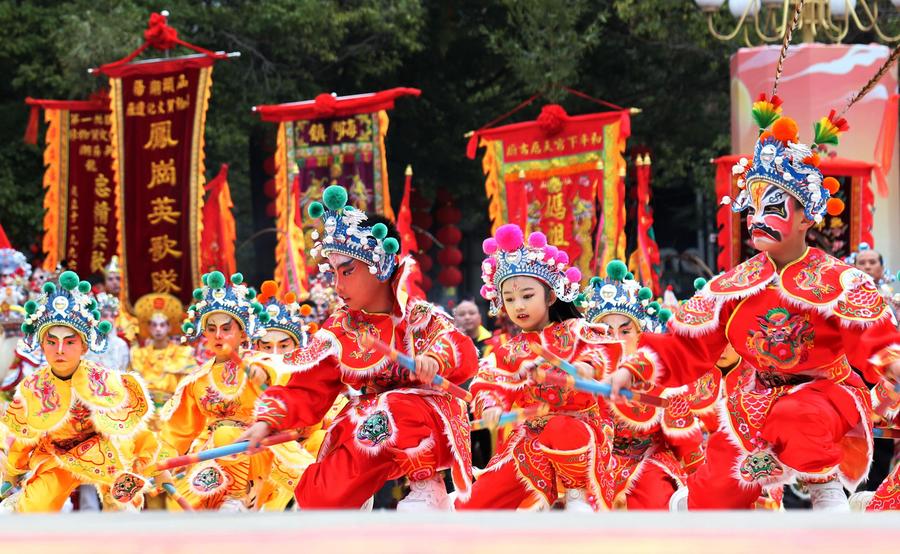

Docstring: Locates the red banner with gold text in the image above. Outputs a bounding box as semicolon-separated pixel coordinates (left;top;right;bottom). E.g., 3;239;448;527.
104;56;214;309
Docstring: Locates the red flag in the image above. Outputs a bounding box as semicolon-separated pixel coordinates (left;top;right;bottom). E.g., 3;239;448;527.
0;220;11;249
201;164;236;276
397;165;418;257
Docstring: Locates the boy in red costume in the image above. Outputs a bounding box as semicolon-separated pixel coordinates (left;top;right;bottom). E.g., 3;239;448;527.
241;185;478;510
610;100;900;511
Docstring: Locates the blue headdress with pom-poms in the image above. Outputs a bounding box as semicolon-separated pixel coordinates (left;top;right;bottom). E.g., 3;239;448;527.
306;184;400;282
180;271;267;343
583;260;670;334
20;270;111;354
256;280;310;347
479;224;583;317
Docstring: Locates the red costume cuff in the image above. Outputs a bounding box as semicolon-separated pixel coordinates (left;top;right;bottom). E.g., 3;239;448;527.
254;396;289;430
870;344;900;375
620;347;662;384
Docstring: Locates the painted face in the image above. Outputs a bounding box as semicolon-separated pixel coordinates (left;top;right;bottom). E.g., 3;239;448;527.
255;329;298;355
854;250;884;281
328;255;388;313
599;313;640;355
452;301;482;335
500;275;552;332
148;314;171;342
41;325;87;376
745;182;800;250
202;312;245;359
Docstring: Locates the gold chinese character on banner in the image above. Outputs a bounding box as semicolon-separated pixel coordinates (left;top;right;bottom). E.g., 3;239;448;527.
309;123;326;143
133;79;145;97
94;200;111;225
162;77;175;93
151;269;182;294
95;174;112;198
149;79;162;96
90;251;106;273
147;196;181;225
143;120;179;150
176;73;189;89
333;118;358;141
547;222;569;246
148;234;182;262
92;226;109;250
544;177;567;220
147;158;176;189
85;159;97;172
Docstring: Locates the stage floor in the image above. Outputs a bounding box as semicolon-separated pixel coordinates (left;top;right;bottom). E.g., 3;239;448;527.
0;511;896;554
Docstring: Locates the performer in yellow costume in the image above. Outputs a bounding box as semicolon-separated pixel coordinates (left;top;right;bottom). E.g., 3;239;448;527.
131;293;196;410
102;256;139;345
0;271;154;512
156;271;308;511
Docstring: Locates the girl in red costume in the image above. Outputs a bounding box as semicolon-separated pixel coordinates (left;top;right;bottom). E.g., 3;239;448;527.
849;377;900;511
456;224;621;512
609;99;900;511
241;185;478;511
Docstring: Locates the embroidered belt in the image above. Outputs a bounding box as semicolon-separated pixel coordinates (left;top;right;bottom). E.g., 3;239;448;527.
49;432;98;454
613;435;654;459
525;406;601;432
207;419;249;432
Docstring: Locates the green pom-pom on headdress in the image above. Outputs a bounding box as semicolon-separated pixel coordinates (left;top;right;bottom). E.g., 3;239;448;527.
258;312;271;324
24;300;37;315
625;272;635;281
574;292;587;308
42;282;56;294
21;323;34;335
383;237;399;255
251;301;263;315
59;271;79;291
231;273;244;285
693;277;708;291
606;260;628;281
91;309;102;321
646;301;661;315
589;276;602;287
181;322;195;334
87;299;98;311
322;185;348;211
207;271;226;289
193;288;204;301
638;287;653;301
658;308;672;324
307;201;325;219
78;281;91;294
371;223;388;240
202;274;210;286
98;321;112;335
246;288;257;300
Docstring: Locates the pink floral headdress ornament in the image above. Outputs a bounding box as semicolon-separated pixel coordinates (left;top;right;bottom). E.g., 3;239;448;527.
479;224;582;317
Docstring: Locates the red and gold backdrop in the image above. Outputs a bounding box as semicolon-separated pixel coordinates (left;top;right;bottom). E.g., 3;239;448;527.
101;56;215;309
468;105;630;277
254;88;420;295
28;96;118;275
714;155;875;270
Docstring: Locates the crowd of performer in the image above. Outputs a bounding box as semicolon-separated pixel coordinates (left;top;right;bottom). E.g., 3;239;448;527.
1;98;900;514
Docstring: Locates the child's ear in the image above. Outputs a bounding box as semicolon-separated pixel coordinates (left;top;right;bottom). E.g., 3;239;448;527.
547;290;557;306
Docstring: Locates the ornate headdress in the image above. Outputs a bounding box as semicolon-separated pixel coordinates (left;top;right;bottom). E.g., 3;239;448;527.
726;94;847;223
94;292;120;316
20;270;111;354
180;271;267;343
134;292;184;334
306;185;400;282
0;249;31;282
306;272;341;322
583;260;670;334
479;224;582;317
257;280;313;346
103;255;121;275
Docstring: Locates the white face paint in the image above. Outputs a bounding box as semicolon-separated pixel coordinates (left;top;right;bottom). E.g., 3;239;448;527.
745;182;797;249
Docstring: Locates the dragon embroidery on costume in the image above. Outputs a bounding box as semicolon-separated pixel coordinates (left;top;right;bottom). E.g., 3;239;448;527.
87;366;116;398
27;372;61;416
746;308;814;371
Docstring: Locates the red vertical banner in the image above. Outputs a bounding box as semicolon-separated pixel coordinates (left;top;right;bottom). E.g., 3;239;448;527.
28;97;118;274
104;57;214;309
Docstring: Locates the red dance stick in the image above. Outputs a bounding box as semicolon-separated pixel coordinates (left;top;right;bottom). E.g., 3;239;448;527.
874;427;900;440
532;367;669;408
359;334;472;403
151;429;304;473
471;404;550;431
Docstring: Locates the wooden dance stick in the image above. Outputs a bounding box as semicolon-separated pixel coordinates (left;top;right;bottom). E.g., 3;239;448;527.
470;404;550;431
358;334;472;403
150;429;304;473
531;367;669;408
160;482;194;512
0;481;13;500
874;427;900;440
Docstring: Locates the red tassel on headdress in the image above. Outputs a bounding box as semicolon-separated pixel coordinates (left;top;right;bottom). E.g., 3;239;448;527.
24;105;39;145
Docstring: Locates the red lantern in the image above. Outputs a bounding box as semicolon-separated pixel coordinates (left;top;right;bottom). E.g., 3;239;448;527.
415;254;433;272
435;205;462;226
263;156;276;176
438;267;462;287
412;212;433;229
415;233;433;252
437;246;462;266
263;178;277;199
265;201;278;218
436;189;454;204
436;225;462;246
420;275;433;292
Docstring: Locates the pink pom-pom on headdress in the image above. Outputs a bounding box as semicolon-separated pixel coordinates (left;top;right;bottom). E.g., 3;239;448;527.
484;257;497;270
528;232;547;248
479;285;493;299
556;251;570;265
544;245;559;262
482;237;498;255
495;224;524;252
565;267;582;283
